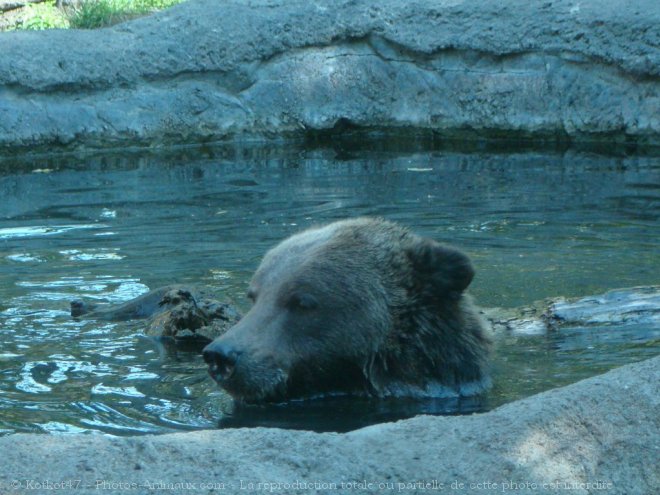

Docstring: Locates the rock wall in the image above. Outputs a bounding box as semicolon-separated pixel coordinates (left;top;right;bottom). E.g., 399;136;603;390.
1;355;658;494
0;0;658;151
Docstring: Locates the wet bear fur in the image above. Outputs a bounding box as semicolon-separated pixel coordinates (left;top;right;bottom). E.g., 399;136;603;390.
203;217;492;403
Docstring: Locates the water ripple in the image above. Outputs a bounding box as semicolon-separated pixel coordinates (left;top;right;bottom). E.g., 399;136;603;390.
0;224;105;239
1;145;658;435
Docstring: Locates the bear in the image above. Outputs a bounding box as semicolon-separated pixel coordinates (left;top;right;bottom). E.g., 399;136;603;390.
203;217;492;403
71;285;241;344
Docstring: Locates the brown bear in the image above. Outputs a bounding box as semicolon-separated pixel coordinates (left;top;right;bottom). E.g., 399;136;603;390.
203;217;492;403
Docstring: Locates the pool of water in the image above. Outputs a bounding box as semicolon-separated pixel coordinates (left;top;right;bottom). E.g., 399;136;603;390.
1;139;658;434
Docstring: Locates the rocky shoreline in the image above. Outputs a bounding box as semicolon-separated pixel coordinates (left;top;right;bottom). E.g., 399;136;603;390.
1;355;657;494
0;0;658;153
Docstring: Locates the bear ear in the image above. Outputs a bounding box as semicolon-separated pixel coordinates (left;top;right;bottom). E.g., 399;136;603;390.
406;238;475;297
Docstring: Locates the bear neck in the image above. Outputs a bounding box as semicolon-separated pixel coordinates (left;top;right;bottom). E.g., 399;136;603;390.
369;294;492;398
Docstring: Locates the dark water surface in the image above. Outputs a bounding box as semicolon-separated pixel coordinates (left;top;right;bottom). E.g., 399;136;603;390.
1;140;658;434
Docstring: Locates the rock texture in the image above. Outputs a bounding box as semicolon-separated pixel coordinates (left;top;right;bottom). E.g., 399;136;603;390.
0;0;659;152
485;286;660;335
71;285;241;343
0;355;658;494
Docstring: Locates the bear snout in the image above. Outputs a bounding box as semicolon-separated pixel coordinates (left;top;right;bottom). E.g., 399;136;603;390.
203;341;240;381
203;337;291;403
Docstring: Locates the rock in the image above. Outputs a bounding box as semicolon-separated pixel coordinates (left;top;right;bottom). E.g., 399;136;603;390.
0;355;657;494
71;285;241;344
485;286;660;336
72;282;657;349
71;285;185;320
0;0;658;153
549;286;660;326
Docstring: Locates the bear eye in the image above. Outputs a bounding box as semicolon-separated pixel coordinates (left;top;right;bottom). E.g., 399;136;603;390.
287;293;318;311
246;288;257;303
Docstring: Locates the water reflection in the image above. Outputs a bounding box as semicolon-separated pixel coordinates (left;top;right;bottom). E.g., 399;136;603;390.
0;140;658;434
218;395;489;433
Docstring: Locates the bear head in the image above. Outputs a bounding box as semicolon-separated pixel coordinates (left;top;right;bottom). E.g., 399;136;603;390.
203;217;491;403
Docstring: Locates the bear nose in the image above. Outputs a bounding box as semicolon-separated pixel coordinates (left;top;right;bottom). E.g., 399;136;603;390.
203;342;240;380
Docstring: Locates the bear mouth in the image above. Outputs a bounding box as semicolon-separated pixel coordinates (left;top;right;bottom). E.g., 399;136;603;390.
220;378;289;405
205;352;371;404
207;361;290;404
225;360;370;404
207;360;236;382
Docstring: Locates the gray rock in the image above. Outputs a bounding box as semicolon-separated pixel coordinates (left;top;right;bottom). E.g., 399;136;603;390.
0;0;659;152
0;355;657;494
485;286;660;336
71;285;242;344
550;286;660;326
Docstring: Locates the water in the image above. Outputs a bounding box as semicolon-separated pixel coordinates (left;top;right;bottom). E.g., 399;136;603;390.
1;139;658;435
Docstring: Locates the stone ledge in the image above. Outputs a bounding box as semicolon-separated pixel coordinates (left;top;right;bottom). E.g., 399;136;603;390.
1;355;658;494
0;0;658;152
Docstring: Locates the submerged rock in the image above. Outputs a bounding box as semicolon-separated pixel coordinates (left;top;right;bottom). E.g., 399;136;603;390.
485;286;660;336
0;0;658;152
71;285;241;344
549;286;660;327
74;284;659;342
